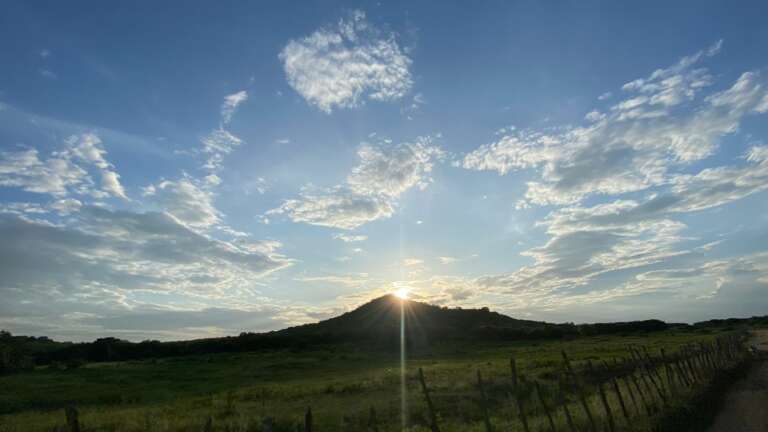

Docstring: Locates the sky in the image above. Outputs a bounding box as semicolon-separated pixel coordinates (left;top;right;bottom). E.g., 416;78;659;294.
1;1;768;342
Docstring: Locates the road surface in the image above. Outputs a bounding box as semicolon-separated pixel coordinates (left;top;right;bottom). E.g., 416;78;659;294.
707;330;768;432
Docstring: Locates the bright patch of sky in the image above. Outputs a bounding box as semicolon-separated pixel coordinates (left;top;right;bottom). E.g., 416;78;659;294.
1;1;768;341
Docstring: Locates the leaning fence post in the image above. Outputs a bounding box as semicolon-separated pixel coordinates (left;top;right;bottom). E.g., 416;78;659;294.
534;381;557;432
65;406;80;432
660;348;676;394
262;417;274;432
562;350;597;432
367;406;379;432
587;361;615;432
610;377;630;424
304;406;313;432
633;348;667;405
558;384;578;432
477;371;493;432
418;368;441;432
619;375;639;415
628;372;653;417
509;358;530;432
597;381;616;432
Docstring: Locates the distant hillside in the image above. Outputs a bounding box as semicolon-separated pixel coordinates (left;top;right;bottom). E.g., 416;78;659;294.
3;295;767;370
271;295;572;348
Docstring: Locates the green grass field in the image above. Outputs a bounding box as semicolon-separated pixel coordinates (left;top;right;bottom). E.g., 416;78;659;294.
0;328;731;431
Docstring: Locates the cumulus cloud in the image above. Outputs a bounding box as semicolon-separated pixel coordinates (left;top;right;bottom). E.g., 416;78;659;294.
515;252;768;321
270;136;442;229
280;10;413;113
477;217;687;298
470;138;768;314
0;133;126;200
462;41;768;208
143;177;221;229
269;187;395;230
0;208;292;337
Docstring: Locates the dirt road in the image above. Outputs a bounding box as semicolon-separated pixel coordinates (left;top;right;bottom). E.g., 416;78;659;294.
706;330;768;432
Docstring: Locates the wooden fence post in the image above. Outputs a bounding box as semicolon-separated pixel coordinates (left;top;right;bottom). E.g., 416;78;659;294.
632;348;667;405
592;373;615;432
598;382;616;432
534;381;556;432
418;368;441;432
619;376;639;415
304;406;313;432
368;406;379;432
628;373;653;417
562;350;597;432
659;348;676;394
509;358;530;432
202;416;212;432
610;377;630;424
65;406;80;432
558;385;578;432
477;371;493;432
262;417;274;432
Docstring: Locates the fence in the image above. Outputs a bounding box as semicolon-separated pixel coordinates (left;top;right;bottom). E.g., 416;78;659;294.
55;333;748;432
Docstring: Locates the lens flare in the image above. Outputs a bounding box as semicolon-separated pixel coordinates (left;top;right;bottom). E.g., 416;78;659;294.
394;287;409;299
400;293;407;430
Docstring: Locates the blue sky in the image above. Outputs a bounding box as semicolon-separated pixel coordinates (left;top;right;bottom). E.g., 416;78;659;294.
2;1;768;341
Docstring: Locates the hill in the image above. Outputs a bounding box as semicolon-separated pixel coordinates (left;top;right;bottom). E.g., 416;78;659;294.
271;294;572;348
3;295;767;370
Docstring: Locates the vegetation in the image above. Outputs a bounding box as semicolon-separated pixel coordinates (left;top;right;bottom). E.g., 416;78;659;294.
0;327;744;431
0;297;762;431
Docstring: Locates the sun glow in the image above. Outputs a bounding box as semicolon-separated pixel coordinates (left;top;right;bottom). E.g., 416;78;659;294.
394;287;409;300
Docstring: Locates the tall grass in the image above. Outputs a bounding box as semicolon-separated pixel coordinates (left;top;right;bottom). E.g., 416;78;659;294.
0;330;747;431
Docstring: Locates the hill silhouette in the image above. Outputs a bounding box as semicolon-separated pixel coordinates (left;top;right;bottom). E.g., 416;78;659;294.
271;294;571;349
5;294;765;370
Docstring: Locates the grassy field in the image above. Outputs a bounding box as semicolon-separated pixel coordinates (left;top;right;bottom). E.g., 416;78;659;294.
0;328;733;431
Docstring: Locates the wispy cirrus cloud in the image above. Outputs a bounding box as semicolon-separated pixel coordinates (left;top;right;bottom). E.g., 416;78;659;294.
333;232;368;242
221;90;248;125
280;10;413;113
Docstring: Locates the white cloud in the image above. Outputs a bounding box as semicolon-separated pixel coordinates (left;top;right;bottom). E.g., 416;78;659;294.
280;10;413;113
295;273;370;288
403;258;424;267
40;69;57;80
0;148;86;197
51;198;83;215
333;233;368;242
269;187;395;230
0;133;126;200
471;140;768;313
0;208;292;339
462;42;768;208
143;177;220;229
347;137;443;197
270;136;442;229
201;129;243;173
221;90;248;124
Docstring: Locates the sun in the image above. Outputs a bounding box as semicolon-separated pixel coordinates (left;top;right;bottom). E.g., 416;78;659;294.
393;287;409;300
